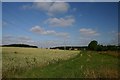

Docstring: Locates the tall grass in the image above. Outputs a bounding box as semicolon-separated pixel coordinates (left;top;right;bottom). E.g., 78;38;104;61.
18;51;119;78
2;47;79;78
2;47;119;78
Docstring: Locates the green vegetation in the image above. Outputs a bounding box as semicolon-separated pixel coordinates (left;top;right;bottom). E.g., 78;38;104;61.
88;40;119;51
2;44;38;48
2;47;119;78
88;40;98;51
2;47;79;78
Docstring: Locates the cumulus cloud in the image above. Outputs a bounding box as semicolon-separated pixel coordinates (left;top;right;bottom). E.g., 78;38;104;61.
2;34;67;48
2;35;35;45
22;2;70;16
79;28;100;36
30;26;56;35
33;2;52;11
48;2;69;15
30;25;69;38
45;16;75;27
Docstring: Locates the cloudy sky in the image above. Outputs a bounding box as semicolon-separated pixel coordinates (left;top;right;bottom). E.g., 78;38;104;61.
2;2;119;48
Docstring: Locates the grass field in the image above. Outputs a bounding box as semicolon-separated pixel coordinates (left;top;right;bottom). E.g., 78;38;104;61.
2;47;79;78
2;47;119;78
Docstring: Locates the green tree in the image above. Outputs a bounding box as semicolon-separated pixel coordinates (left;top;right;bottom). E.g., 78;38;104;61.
97;44;103;51
88;40;98;51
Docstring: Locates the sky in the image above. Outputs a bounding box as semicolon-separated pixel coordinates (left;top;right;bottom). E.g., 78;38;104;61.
1;0;120;2
2;2;119;48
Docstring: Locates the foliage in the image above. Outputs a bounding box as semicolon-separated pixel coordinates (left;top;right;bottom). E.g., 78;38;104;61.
50;46;87;50
88;40;98;51
88;40;119;51
2;44;38;48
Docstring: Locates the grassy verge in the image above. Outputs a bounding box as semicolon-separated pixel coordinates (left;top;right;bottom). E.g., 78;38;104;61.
16;51;119;78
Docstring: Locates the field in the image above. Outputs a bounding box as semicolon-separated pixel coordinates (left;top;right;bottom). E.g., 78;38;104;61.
2;47;119;78
2;47;79;78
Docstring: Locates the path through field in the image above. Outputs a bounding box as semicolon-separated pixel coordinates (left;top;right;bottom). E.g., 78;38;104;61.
2;47;79;78
2;47;119;78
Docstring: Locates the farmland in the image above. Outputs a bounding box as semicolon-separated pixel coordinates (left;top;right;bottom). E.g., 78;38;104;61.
2;47;119;78
2;47;79;78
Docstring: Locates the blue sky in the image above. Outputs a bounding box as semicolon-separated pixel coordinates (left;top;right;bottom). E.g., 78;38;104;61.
2;2;119;47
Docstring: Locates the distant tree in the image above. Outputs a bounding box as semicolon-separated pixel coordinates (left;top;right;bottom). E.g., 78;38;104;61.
2;44;38;48
106;45;117;51
97;44;103;51
88;40;98;51
102;46;108;51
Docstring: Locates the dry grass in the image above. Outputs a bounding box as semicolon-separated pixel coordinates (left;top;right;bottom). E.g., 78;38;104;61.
84;68;118;78
2;47;79;78
2;47;119;78
98;51;119;57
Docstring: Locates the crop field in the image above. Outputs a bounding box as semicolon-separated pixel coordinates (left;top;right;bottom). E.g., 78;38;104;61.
2;47;79;78
2;47;119;78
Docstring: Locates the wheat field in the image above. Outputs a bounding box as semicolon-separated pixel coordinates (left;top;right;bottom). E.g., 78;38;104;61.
2;47;79;78
2;47;119;78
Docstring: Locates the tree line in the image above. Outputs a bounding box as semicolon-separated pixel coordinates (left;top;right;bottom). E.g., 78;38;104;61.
2;44;38;48
50;46;87;50
50;40;120;51
88;40;120;51
2;40;120;51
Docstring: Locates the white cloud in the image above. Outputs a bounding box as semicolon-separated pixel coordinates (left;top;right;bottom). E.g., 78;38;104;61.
30;25;69;38
79;28;100;36
30;26;44;34
30;26;56;35
48;2;69;15
2;35;36;45
2;35;68;47
45;16;75;27
22;2;70;16
33;2;52;11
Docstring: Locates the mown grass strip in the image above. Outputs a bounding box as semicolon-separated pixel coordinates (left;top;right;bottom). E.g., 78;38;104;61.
18;51;119;78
